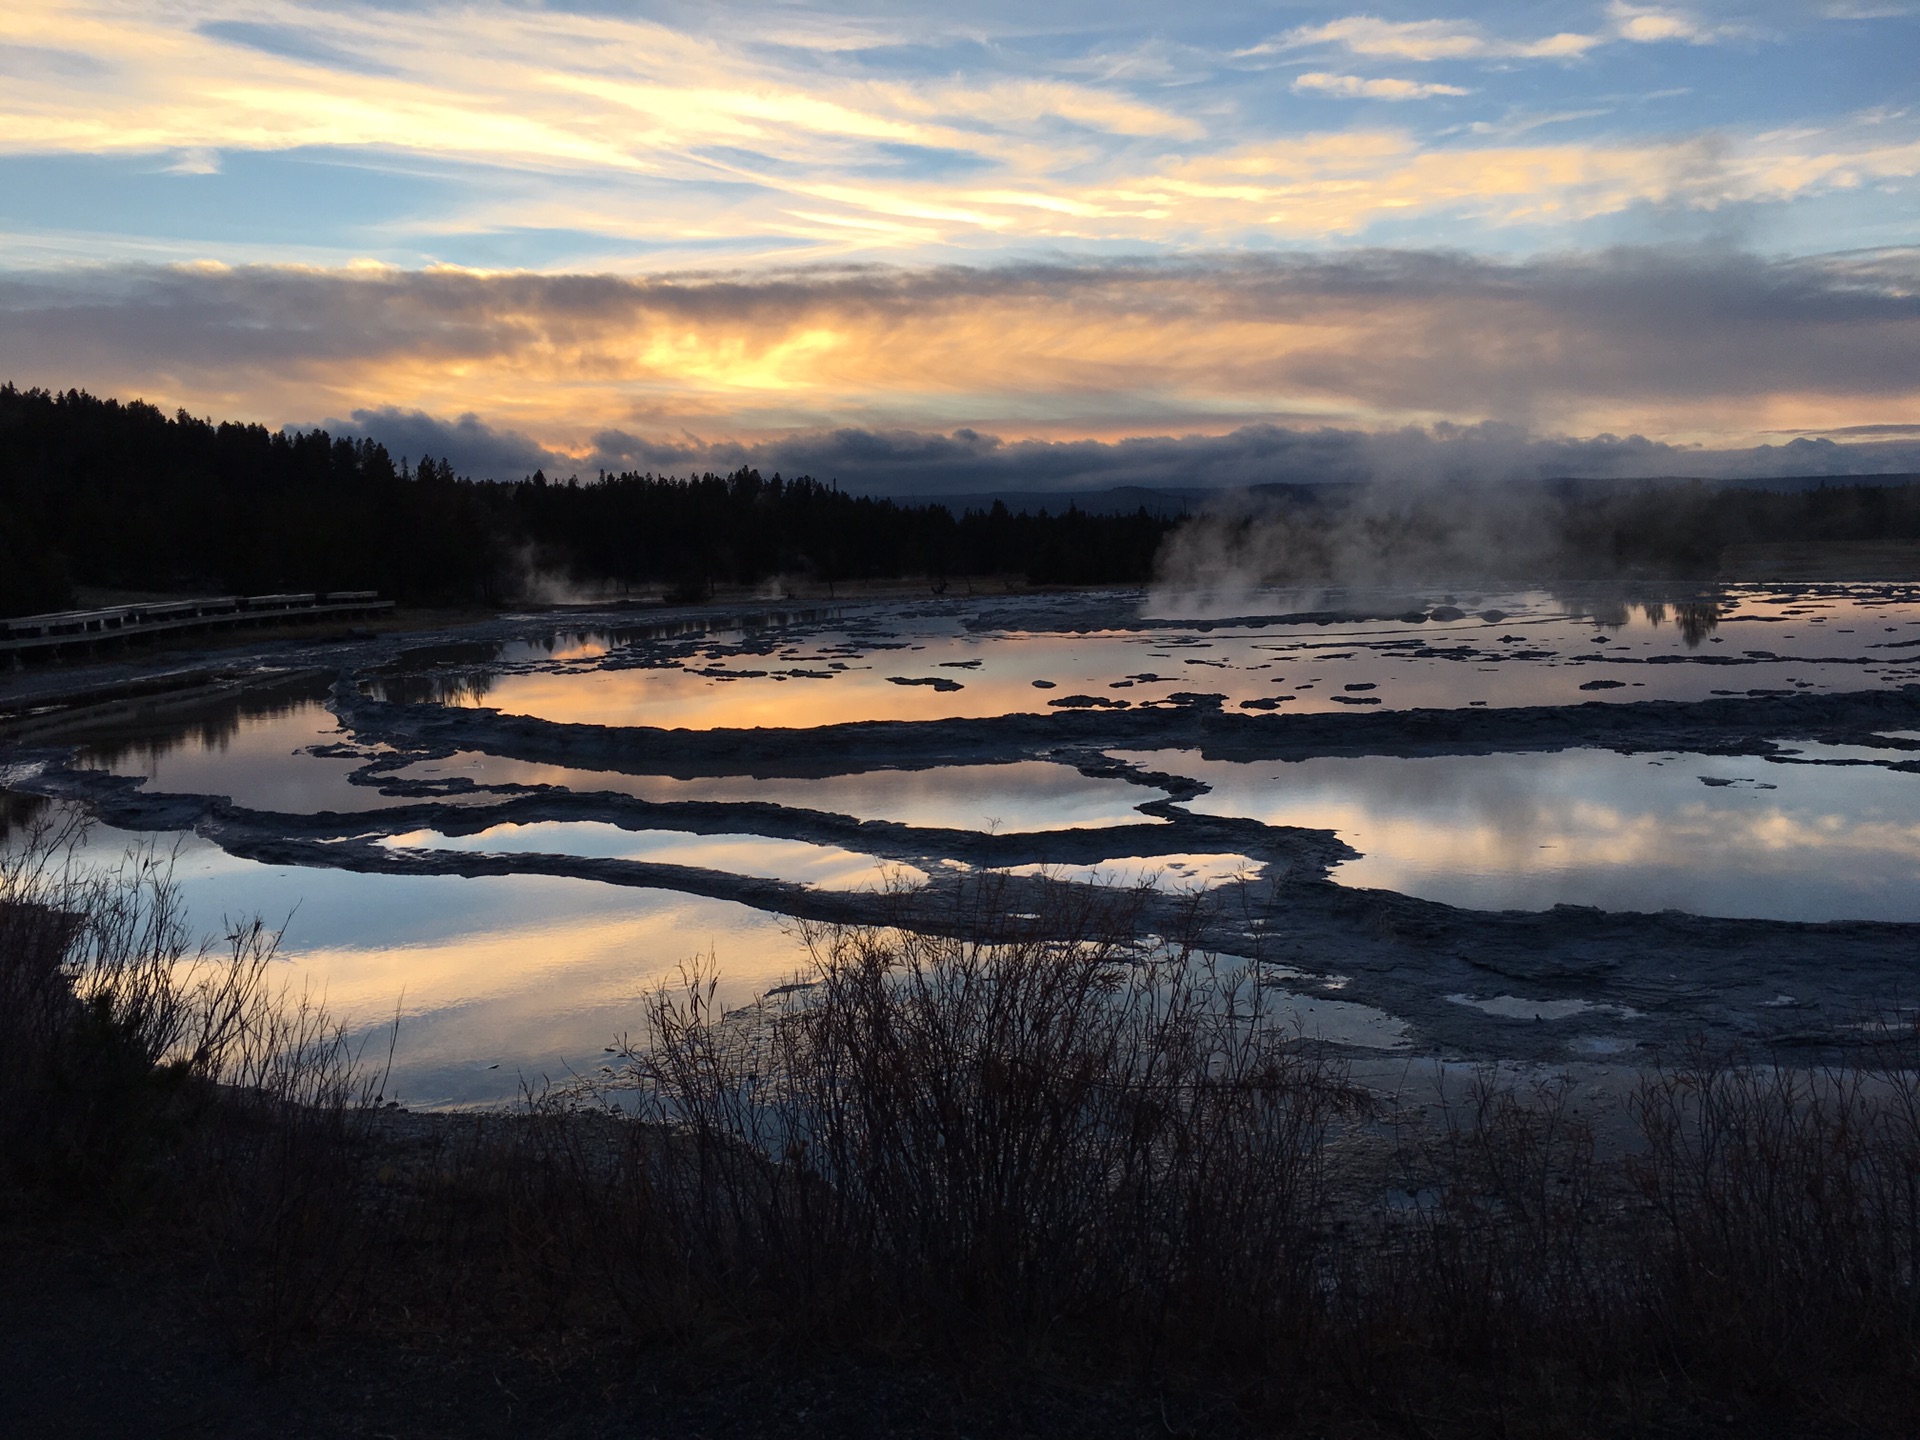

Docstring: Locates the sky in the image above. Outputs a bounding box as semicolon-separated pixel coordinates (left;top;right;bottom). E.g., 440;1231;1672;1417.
1;0;1917;490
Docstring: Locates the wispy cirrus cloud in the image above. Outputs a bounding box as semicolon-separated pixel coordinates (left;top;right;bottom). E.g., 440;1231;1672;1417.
1244;15;1602;63
1293;73;1471;100
2;2;1908;273
195;18;398;76
67;110;1897;266
0;3;1194;174
1248;5;1746;65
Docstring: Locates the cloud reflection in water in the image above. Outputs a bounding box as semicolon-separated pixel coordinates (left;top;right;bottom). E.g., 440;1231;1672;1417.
1125;746;1920;922
387;820;926;891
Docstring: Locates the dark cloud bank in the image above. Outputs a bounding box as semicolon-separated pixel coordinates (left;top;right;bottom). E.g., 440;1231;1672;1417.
3;244;1916;493
328;409;1920;496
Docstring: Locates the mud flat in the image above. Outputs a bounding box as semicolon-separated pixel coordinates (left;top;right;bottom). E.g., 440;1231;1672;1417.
6;582;1920;1104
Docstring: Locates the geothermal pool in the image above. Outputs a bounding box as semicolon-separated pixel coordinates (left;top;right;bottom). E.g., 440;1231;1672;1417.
8;581;1920;1104
391;584;1920;726
1123;743;1920;923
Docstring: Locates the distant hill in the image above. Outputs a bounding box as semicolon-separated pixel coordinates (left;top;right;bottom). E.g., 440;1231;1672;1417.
900;473;1920;513
905;484;1366;515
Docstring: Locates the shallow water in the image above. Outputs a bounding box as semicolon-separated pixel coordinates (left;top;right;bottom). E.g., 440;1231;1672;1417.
994;852;1267;892
1260;989;1410;1049
78;698;420;814
1124;744;1920;922
388;755;1170;831
63;823;816;1107
386;821;926;891
401;585;1920;729
13;581;1920;1096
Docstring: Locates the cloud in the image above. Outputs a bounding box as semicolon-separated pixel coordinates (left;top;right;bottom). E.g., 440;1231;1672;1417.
570;420;1920;496
1256;7;1743;67
321;406;561;480
195;20;398;77
3;247;1916;458
160;147;222;175
0;3;1199;183
1803;421;1920;436
1605;3;1744;45
1256;16;1601;63
433;113;1920;254
1;1;1882;272
1293;73;1470;101
0;40;108;79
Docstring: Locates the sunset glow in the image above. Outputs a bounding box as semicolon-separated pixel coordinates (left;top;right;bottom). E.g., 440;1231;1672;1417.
3;1;1916;485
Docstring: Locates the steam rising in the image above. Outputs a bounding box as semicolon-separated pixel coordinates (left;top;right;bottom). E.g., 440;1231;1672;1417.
1150;482;1548;617
1147;476;1729;618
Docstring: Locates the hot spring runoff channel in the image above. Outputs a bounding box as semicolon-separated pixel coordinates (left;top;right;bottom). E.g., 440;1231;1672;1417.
8;583;1920;1104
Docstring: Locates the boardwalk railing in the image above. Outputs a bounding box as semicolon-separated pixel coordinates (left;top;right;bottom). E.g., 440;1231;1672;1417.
1;591;395;659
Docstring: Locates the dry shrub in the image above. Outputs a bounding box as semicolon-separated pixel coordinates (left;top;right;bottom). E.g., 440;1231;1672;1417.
1630;1036;1920;1396
1376;1070;1615;1367
1;809;279;1181
10;811;1920;1426
0;809;391;1357
598;877;1364;1366
0;809;86;1130
1315;1046;1920;1428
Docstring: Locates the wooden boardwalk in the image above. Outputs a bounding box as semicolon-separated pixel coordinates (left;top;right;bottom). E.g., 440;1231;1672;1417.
1;592;395;661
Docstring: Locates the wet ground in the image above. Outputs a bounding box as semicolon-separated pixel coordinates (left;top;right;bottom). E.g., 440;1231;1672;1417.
6;582;1919;1106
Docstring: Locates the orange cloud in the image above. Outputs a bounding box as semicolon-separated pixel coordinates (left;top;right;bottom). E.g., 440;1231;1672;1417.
6;251;1916;459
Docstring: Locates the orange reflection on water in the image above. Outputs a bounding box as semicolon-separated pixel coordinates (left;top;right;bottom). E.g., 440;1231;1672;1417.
440;588;1920;732
64;823;820;1108
387;820;926;890
459;631;1117;726
80;701;419;813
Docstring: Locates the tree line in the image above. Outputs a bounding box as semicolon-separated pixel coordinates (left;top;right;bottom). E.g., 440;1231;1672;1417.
0;386;1172;616
6;383;1920;619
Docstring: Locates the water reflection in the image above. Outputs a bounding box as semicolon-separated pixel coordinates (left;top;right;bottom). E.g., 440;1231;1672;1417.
64;676;333;760
1553;588;1736;647
1559;591;1743;648
1261;988;1409;1048
79;696;416;814
995;853;1265;892
0;789;49;843
381;585;1920;730
1673;600;1725;647
1123;745;1920;922
54;822;816;1107
496;630;612;664
388;755;1169;832
387;821;926;890
364;667;497;708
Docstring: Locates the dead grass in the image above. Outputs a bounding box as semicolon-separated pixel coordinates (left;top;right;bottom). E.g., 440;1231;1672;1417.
5;828;1919;1435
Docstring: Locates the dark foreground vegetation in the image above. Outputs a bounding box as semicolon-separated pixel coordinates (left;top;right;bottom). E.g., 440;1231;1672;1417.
0;385;1169;617
4;819;1918;1437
